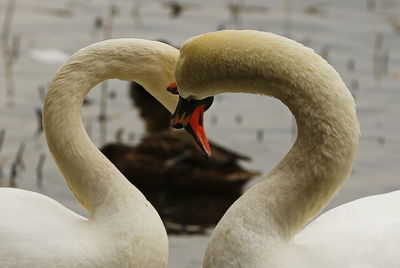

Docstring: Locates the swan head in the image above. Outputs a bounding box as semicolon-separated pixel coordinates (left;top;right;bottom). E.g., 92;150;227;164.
166;82;213;158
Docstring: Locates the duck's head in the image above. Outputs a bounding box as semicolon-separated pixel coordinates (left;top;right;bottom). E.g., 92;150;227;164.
166;82;214;159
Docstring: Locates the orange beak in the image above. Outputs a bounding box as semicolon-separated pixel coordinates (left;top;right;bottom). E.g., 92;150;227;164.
171;96;214;159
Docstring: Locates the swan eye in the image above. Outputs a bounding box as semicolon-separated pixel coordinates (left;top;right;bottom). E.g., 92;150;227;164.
166;82;179;95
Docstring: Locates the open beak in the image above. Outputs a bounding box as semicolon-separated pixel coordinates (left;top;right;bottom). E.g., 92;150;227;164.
170;96;214;159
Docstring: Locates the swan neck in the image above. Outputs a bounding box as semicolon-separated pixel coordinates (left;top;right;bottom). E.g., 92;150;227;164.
268;82;359;238
43;39;179;217
264;63;359;238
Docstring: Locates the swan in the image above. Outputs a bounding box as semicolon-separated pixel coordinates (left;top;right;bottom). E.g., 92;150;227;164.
0;39;181;267
169;30;400;267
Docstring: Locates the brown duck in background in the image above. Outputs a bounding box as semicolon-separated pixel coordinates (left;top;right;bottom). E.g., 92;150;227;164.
102;82;259;194
100;82;260;233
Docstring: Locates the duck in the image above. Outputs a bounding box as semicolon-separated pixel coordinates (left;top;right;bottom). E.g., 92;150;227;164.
101;81;259;194
170;30;400;268
0;39;181;267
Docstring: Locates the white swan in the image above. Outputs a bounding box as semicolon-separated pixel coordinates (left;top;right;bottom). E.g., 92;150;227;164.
0;39;180;267
170;30;400;268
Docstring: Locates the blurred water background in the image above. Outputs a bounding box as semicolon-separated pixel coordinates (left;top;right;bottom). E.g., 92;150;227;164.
0;0;399;267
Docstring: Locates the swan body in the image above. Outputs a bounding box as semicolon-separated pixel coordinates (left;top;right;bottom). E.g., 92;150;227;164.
173;30;400;267
0;39;179;267
295;191;400;268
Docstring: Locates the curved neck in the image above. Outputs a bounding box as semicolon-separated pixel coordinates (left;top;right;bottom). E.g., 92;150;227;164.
43;39;178;217
178;31;360;239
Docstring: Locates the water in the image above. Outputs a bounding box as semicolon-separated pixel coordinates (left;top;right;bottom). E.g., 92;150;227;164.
0;0;399;267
